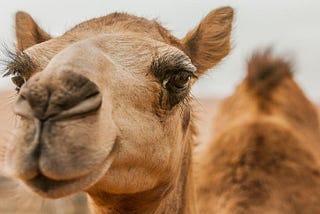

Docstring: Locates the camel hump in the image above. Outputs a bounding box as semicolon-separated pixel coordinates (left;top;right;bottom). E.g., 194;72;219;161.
246;50;292;97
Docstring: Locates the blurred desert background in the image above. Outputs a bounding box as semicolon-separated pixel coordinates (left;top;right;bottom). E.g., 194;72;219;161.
0;0;320;213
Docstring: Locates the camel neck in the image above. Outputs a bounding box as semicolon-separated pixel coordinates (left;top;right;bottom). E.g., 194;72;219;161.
87;138;196;214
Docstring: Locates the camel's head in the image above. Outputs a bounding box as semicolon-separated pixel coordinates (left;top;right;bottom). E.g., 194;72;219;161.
3;7;233;198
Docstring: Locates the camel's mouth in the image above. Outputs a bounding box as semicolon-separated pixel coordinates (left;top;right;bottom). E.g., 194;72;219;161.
22;140;118;199
26;173;83;197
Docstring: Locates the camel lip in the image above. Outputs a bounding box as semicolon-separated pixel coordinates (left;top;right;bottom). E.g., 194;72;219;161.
22;138;119;198
24;155;112;199
25;173;83;198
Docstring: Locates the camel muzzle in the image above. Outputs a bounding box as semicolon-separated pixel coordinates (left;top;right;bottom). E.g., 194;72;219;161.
14;70;102;121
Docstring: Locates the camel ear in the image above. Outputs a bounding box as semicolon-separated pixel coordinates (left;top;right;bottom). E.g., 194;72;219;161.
15;11;52;51
182;7;233;75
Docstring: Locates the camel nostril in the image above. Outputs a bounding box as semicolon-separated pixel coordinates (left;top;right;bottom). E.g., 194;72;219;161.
84;91;100;100
54;92;102;120
13;71;101;120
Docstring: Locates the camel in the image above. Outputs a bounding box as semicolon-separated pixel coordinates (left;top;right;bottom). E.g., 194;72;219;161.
196;51;320;213
2;7;233;213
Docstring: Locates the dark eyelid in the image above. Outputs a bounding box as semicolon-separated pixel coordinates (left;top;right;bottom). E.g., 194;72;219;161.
150;52;197;83
184;70;198;79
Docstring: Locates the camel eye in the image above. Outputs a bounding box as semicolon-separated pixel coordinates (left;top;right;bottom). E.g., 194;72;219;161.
163;71;194;92
169;73;191;90
150;54;197;109
160;70;196;109
11;75;26;91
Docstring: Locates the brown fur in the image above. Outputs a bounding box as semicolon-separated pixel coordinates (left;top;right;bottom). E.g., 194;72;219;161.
15;11;52;51
247;51;292;98
196;51;320;213
182;7;233;74
2;7;234;214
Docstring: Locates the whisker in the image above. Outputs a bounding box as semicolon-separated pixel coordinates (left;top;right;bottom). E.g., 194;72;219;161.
0;92;16;111
40;198;46;212
0;179;46;213
190;93;206;113
0;99;15;110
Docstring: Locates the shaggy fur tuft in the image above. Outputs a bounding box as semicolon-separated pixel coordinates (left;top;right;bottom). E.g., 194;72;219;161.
246;50;292;98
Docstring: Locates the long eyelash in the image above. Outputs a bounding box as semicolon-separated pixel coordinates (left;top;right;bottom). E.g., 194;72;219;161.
151;52;197;83
0;46;34;78
191;72;198;80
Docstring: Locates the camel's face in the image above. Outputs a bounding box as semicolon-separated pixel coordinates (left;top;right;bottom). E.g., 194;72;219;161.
4;8;233;198
8;34;195;198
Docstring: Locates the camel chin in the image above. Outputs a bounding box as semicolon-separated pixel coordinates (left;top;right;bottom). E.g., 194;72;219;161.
23;142;117;199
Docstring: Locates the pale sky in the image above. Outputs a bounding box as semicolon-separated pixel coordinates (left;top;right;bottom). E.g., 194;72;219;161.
0;0;319;101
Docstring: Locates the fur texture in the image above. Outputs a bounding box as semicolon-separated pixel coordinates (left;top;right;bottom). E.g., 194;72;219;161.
196;51;320;214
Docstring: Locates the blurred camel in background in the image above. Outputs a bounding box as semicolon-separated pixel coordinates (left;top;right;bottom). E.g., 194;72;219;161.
196;51;320;213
